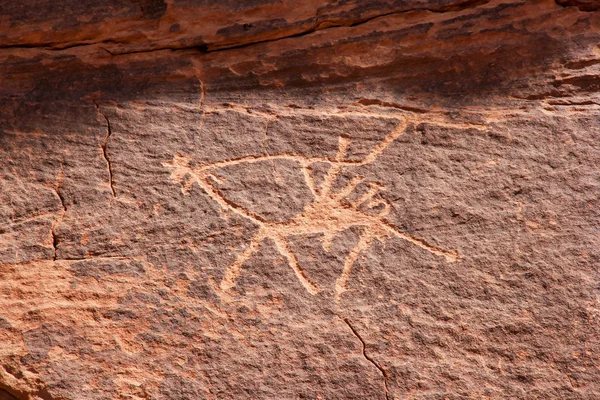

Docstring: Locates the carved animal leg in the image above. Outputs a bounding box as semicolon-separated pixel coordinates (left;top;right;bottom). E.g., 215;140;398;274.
271;234;319;295
321;230;336;252
336;136;351;162
334;228;375;301
299;160;317;197
220;229;265;292
383;224;459;263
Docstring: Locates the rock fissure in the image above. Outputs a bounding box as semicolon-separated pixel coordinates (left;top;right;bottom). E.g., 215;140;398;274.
344;318;390;400
95;104;117;198
51;228;59;261
2;0;600;397
0;0;492;56
56;189;67;213
50;164;67;262
354;99;430;113
201;1;492;54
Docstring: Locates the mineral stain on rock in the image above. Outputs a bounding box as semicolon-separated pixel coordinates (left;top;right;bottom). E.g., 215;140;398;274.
1;0;600;399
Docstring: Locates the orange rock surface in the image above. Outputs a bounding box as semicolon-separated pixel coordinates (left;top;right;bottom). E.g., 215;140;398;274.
1;1;599;399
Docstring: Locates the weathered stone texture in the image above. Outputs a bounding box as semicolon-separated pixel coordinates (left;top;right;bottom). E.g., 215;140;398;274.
1;0;599;399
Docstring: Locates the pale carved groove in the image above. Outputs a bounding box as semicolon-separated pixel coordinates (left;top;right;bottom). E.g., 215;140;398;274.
164;119;460;300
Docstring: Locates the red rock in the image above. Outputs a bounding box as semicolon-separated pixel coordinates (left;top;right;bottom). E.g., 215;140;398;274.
1;0;599;399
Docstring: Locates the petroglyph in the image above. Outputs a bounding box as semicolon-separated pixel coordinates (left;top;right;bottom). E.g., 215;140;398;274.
164;119;459;300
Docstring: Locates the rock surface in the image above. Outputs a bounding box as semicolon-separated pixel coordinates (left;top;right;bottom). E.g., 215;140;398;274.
1;0;599;399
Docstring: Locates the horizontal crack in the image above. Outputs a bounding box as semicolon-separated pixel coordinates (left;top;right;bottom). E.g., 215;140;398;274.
554;0;600;11
0;0;490;57
354;98;430;113
55;256;135;261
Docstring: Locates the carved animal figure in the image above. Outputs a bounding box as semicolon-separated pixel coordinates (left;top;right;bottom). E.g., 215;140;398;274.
164;119;459;300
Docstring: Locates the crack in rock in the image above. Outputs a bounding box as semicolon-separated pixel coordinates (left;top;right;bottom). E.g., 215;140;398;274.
0;0;492;56
94;102;117;197
51;165;67;262
51;227;59;261
344;318;390;400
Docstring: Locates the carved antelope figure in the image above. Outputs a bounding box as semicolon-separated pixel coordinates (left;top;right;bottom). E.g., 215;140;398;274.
164;118;459;300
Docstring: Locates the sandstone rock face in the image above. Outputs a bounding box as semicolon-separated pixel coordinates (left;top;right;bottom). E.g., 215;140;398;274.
1;1;600;399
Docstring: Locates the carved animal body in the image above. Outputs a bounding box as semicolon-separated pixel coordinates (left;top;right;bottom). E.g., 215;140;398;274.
164;119;459;300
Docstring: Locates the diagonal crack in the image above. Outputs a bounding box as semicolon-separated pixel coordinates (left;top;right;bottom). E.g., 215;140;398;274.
94;102;117;197
344;318;390;400
57;190;67;212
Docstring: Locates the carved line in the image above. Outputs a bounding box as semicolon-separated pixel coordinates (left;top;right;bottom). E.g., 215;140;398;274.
335;227;376;300
220;228;265;292
271;234;319;295
165;118;460;299
382;222;459;263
